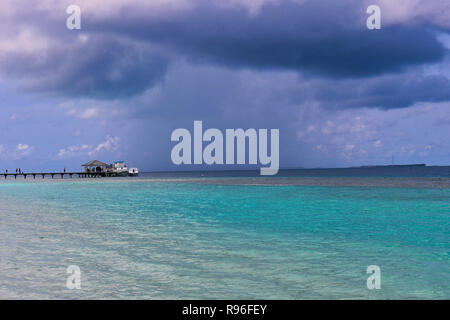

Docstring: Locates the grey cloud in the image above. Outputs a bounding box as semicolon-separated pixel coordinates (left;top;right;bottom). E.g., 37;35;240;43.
98;0;446;78
0;34;169;98
309;72;450;109
0;0;448;106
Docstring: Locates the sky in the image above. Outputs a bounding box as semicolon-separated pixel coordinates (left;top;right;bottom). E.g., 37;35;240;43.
0;0;449;171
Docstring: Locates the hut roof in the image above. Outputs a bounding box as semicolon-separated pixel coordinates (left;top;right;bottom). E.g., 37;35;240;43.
81;160;108;167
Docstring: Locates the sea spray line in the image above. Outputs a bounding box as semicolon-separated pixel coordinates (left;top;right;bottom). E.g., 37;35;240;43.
171;121;279;175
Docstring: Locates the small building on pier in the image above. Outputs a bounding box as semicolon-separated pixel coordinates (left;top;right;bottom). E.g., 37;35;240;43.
81;160;108;173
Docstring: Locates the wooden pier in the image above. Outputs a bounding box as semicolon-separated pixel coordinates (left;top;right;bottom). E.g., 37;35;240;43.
2;172;109;179
3;160;137;180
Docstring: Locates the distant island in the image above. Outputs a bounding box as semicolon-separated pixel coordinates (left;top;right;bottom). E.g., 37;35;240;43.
357;164;426;168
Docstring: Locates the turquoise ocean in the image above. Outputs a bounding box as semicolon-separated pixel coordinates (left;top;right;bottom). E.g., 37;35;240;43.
0;171;448;299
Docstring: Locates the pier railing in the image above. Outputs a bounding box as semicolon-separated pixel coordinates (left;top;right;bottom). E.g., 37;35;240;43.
3;172;107;179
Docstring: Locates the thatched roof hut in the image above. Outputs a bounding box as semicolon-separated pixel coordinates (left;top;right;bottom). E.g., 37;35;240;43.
81;160;108;172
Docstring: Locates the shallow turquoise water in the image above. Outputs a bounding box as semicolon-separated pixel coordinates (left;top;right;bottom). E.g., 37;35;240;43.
0;179;448;299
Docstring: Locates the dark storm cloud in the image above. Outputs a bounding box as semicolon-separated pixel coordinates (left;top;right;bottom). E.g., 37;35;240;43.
98;0;446;78
0;34;169;98
1;0;449;105
308;72;450;109
54;40;168;99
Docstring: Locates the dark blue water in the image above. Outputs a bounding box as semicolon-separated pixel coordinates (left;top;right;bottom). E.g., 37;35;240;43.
142;165;450;178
